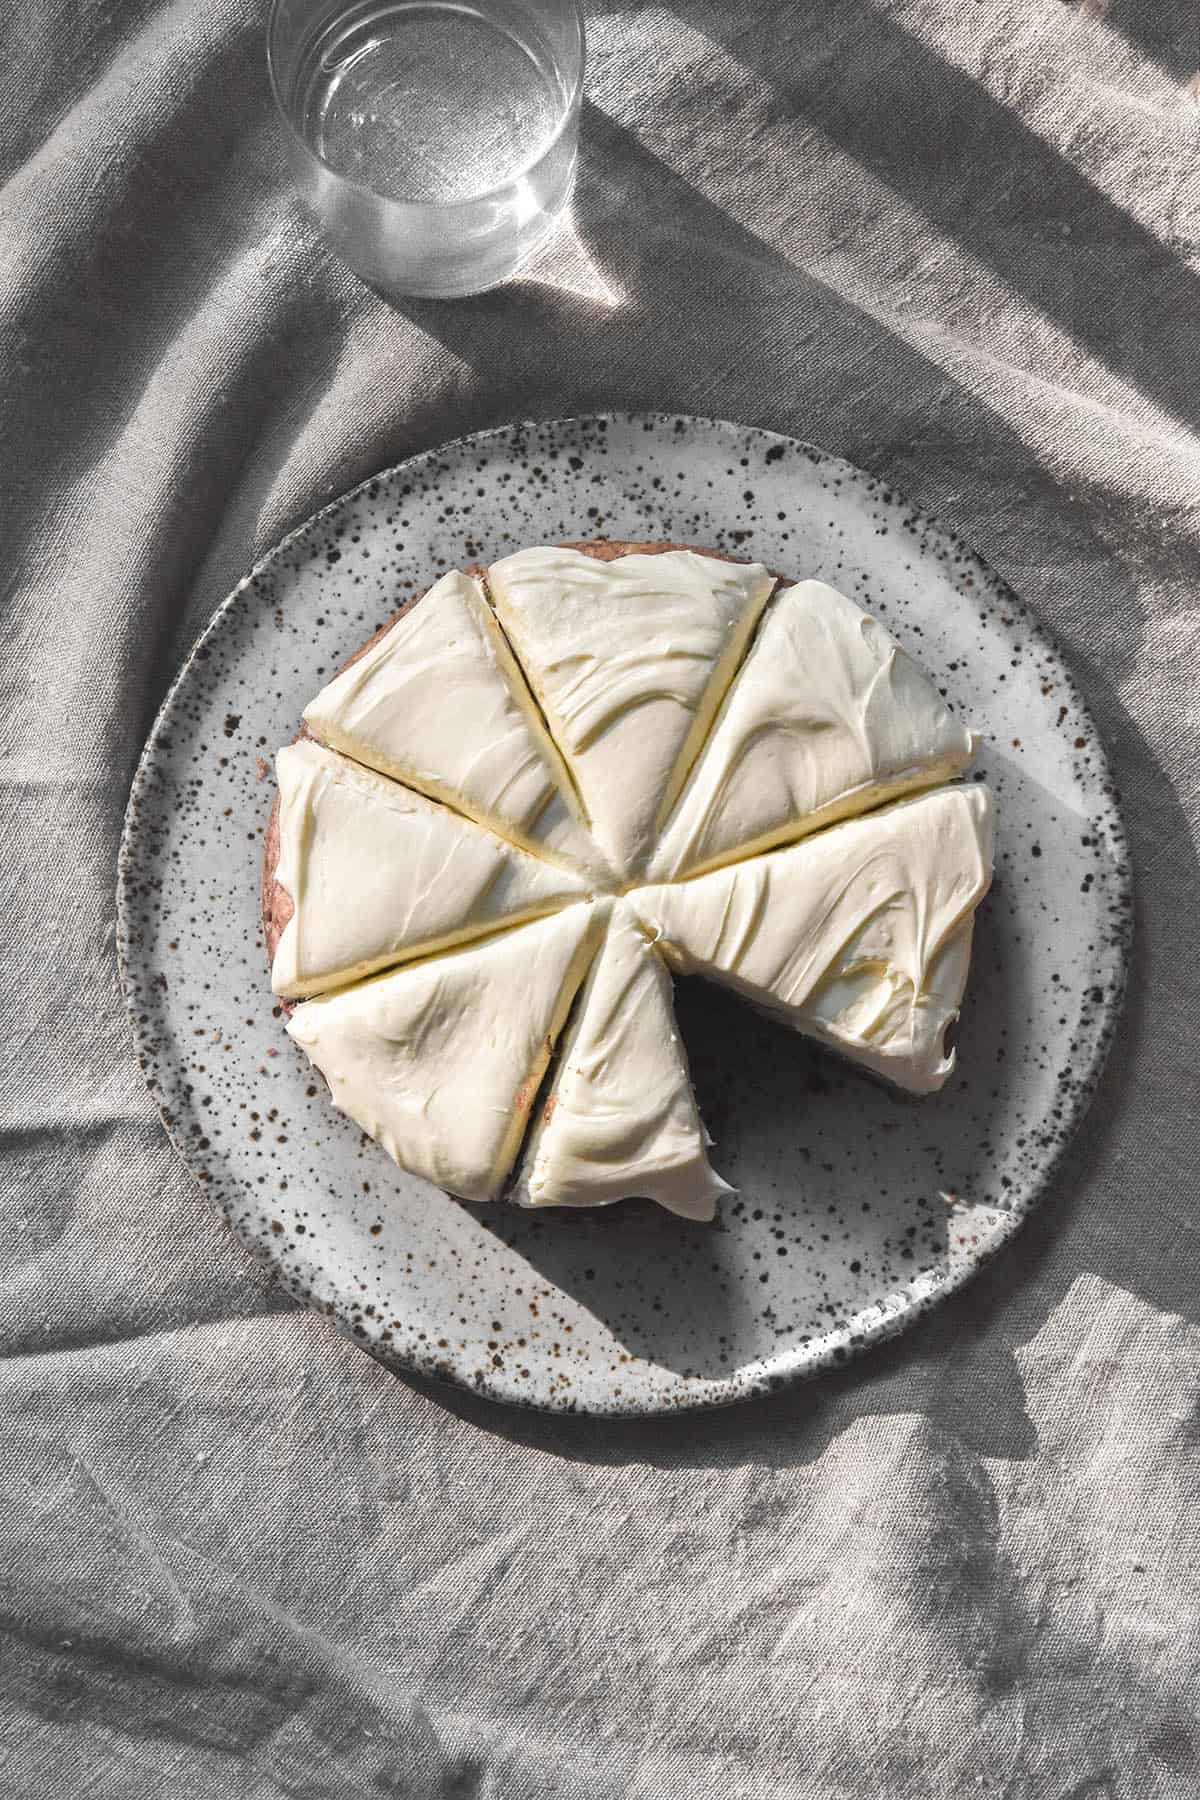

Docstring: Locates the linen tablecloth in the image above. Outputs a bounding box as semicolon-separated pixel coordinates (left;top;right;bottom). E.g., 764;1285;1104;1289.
2;1;1198;1793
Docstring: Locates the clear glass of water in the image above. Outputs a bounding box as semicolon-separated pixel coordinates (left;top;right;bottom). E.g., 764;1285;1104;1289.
267;0;584;299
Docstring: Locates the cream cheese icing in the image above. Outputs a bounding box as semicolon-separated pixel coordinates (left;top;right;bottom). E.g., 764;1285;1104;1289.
302;569;598;874
275;543;998;1218
649;579;977;880
270;740;588;999
485;548;774;879
630;785;994;1095
514;900;732;1220
287;901;609;1203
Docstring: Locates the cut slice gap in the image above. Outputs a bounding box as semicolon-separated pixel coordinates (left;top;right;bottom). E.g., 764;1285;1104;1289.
656;767;981;890
292;725;591;877
486;547;775;880
499;948;591;1206
287;899;611;1203
302;568;603;879
473;562;600;870
649;579;978;881
511;900;732;1220
629;784;994;1096
269;740;588;998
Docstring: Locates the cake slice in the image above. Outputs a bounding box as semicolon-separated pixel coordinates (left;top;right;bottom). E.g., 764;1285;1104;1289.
486;547;774;879
649;579;977;880
302;568;597;873
513;900;731;1221
269;740;588;999
287;901;609;1202
631;785;994;1095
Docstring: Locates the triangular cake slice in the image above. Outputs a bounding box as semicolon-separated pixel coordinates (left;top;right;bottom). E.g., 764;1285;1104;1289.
631;786;993;1095
270;740;588;999
486;548;774;879
513;901;732;1221
303;569;598;873
649;579;977;880
287;901;609;1202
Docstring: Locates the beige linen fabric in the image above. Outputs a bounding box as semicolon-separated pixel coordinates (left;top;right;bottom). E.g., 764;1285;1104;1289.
1;2;1197;1793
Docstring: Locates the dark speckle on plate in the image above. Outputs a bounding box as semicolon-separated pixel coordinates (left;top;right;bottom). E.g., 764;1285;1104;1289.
115;414;1131;1417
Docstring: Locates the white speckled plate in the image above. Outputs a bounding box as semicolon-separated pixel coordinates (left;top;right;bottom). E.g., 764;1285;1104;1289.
117;415;1131;1415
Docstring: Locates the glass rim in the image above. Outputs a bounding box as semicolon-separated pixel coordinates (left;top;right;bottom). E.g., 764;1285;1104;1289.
265;0;587;214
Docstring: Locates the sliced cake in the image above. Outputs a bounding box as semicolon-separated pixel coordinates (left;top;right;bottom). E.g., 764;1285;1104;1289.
514;899;731;1220
302;568;598;873
631;785;994;1095
269;740;587;999
649;579;977;880
486;547;774;879
287;901;610;1202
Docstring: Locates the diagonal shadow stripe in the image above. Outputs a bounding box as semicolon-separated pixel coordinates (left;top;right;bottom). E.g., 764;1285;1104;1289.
386;106;1198;1455
1099;0;1198;81
393;102;1162;669
412;663;1194;1469
0;0;164;184
665;0;1199;437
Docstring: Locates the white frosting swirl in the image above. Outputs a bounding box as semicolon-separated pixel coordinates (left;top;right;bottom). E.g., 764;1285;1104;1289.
287;902;608;1202
650;579;977;880
631;786;994;1095
486;548;774;879
516;900;732;1220
271;740;586;998
303;569;597;874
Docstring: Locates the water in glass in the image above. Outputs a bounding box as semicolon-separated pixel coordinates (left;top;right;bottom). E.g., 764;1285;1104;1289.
271;0;583;298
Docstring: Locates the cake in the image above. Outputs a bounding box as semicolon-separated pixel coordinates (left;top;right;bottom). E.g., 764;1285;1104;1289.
263;541;992;1221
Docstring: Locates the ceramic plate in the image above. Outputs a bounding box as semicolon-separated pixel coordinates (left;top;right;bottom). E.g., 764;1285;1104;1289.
117;415;1131;1414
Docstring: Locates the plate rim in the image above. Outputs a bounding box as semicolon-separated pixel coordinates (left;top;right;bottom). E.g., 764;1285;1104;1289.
116;411;1134;1416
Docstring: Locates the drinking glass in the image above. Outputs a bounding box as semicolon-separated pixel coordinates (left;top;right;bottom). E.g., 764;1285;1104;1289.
267;0;584;299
